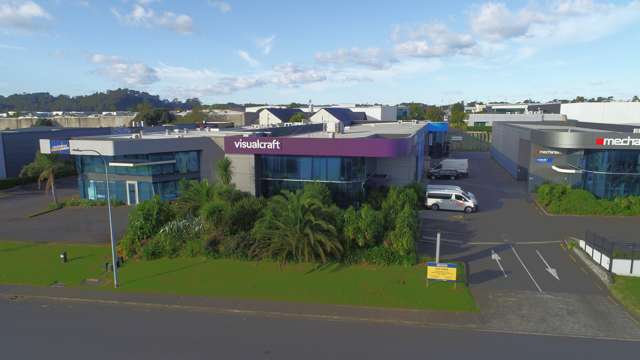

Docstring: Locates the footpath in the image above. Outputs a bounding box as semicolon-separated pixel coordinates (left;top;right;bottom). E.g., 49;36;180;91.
0;284;480;330
3;283;640;342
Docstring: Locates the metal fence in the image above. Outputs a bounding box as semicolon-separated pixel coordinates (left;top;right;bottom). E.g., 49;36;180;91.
578;231;640;277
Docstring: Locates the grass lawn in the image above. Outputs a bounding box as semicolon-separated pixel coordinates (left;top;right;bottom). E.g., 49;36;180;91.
0;241;477;312
611;276;640;318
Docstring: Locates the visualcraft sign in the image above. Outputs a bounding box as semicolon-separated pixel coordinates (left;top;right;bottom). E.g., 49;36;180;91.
596;136;640;146
224;136;412;158
233;138;281;150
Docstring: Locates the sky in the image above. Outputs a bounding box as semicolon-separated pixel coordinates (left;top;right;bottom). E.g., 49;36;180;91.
0;0;639;105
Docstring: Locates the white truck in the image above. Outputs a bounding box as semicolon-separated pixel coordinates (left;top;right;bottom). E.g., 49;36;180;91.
428;159;469;180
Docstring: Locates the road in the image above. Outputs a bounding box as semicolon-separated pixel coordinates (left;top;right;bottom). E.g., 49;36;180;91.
2;296;639;360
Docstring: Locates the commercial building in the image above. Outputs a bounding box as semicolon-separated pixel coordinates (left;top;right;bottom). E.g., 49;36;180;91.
258;108;307;126
0;127;116;179
330;105;397;121
39;121;447;206
491;120;640;198
466;113;566;127
560;102;640;125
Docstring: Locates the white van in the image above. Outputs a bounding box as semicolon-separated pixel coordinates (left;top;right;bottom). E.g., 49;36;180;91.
425;185;478;213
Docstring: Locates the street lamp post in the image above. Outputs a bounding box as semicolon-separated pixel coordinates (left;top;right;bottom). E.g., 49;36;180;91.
73;148;119;288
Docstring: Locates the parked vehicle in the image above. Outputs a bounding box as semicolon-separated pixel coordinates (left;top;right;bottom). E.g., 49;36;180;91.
428;159;469;180
425;185;478;213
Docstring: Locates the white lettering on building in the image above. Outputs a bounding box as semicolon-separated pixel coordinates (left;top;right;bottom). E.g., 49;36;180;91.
233;139;281;150
598;137;640;146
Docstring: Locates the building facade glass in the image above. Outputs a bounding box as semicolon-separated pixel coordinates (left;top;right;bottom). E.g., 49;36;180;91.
77;151;200;204
581;149;640;198
259;155;366;205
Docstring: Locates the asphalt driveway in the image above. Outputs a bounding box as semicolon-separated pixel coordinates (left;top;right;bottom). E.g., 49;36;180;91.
0;177;129;243
420;152;640;339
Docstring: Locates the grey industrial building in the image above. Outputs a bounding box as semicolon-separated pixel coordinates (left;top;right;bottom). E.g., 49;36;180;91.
0;127;115;179
491;121;640;198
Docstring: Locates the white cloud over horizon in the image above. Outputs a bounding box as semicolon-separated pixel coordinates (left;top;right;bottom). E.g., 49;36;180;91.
112;1;193;34
0;0;51;31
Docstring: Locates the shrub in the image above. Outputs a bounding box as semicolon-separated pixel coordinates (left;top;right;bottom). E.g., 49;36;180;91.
343;205;383;249
343;245;415;266
120;196;175;257
386;205;418;259
217;232;253;259
536;183;640;216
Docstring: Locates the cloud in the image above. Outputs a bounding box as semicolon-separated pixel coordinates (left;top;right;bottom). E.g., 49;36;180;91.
0;0;51;31
393;23;476;58
112;2;193;34
90;53;159;86
209;1;231;13
470;1;640;44
270;63;327;87
0;43;26;50
315;47;395;69
256;35;275;55
237;50;260;67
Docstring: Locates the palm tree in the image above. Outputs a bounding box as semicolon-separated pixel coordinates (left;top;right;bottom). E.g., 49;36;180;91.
20;152;71;205
174;179;216;216
216;157;233;186
251;190;342;264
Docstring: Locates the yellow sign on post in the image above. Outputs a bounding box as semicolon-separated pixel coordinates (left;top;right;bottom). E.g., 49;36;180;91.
426;262;457;281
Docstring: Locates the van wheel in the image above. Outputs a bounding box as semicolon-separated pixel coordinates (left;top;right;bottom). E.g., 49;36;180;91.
431;204;439;211
450;175;456;180
464;206;473;214
431;175;436;180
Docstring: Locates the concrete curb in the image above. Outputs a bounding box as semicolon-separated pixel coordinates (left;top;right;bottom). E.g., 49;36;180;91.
568;240;613;286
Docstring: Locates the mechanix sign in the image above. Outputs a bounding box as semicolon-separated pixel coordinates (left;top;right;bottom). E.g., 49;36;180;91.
596;137;640;146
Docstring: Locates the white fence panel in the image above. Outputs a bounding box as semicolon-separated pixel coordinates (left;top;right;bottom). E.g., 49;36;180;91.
593;249;602;265
579;240;586;250
611;259;631;275
601;254;611;270
633;261;640;277
585;245;593;256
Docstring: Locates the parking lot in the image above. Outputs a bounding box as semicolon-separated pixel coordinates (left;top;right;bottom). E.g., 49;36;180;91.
420;152;640;339
0;177;129;244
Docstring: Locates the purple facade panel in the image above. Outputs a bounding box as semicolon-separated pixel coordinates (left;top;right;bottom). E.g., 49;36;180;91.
223;136;412;158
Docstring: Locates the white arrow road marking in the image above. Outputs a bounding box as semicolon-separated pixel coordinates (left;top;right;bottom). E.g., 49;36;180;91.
511;246;543;294
491;250;508;278
536;249;560;280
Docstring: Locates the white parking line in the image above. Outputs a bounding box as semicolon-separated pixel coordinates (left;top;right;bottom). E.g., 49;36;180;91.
511;245;543;294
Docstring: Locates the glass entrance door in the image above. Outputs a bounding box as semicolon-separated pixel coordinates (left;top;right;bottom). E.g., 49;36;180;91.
126;181;139;205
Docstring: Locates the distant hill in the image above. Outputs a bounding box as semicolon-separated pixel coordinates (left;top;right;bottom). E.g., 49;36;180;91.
0;89;195;112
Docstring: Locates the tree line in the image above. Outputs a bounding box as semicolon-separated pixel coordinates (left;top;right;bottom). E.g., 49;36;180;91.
0;89;200;112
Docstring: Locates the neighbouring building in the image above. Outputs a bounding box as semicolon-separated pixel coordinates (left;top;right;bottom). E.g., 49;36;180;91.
258;108;307;126
491;120;640;198
309;108;367;132
466;113;566;127
39;121;448;206
0;127;117;179
560;102;640;125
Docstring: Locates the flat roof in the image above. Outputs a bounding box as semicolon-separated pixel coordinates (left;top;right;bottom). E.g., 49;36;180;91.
508;123;614;133
69;121;427;142
290;121;426;139
500;120;638;133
